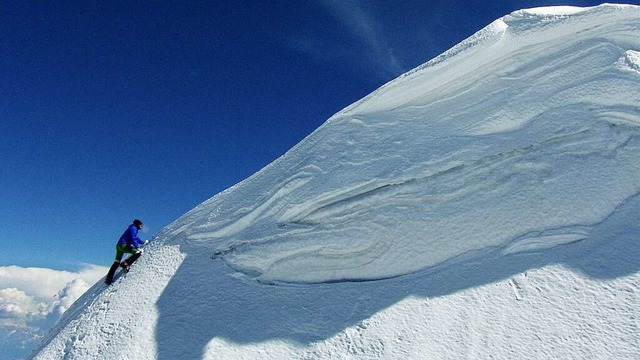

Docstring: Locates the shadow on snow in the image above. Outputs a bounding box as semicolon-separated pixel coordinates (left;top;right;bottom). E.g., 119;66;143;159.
154;194;639;360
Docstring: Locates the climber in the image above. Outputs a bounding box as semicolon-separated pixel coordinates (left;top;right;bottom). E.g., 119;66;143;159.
105;219;148;285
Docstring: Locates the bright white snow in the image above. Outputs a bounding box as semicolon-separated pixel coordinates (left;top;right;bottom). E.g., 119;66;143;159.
32;4;639;360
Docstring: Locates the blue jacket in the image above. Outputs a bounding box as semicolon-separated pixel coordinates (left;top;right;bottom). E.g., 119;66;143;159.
117;224;145;248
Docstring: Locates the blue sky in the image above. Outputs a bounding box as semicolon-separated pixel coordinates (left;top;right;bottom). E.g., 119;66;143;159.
0;0;618;271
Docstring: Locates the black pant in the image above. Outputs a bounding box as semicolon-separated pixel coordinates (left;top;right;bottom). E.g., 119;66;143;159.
105;251;142;284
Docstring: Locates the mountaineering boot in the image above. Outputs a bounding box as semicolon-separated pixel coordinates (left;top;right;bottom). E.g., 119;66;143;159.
120;251;142;273
105;261;120;285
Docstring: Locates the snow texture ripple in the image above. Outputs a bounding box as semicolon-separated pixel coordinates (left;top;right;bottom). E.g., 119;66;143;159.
179;3;640;284
32;5;640;360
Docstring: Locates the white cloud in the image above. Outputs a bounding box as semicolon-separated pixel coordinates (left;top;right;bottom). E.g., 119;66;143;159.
0;264;108;359
317;0;405;78
0;288;47;320
0;264;106;301
284;0;406;80
51;278;91;317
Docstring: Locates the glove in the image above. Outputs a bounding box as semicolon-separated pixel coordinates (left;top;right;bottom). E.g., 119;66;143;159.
143;240;149;246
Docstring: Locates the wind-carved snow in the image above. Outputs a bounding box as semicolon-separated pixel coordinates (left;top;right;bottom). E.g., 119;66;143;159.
178;4;640;284
32;5;640;359
617;50;640;74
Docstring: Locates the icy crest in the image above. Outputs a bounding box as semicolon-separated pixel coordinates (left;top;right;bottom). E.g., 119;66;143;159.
33;5;640;360
173;3;640;284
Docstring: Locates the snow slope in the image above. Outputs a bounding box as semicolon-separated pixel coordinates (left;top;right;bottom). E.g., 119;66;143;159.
32;4;639;359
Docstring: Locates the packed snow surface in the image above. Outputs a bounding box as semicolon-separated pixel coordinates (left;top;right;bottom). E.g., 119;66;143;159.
32;4;639;360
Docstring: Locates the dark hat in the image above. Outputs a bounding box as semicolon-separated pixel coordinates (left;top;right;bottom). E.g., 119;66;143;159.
133;219;143;226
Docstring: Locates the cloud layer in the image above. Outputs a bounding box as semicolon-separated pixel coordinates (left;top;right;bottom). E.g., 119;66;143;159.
286;0;406;81
319;0;405;77
0;265;107;359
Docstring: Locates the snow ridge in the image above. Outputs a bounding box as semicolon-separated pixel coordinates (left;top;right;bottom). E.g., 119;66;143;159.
32;4;640;360
174;3;640;285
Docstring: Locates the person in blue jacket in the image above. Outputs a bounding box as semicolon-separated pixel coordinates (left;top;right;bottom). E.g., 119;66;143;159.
105;219;148;285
